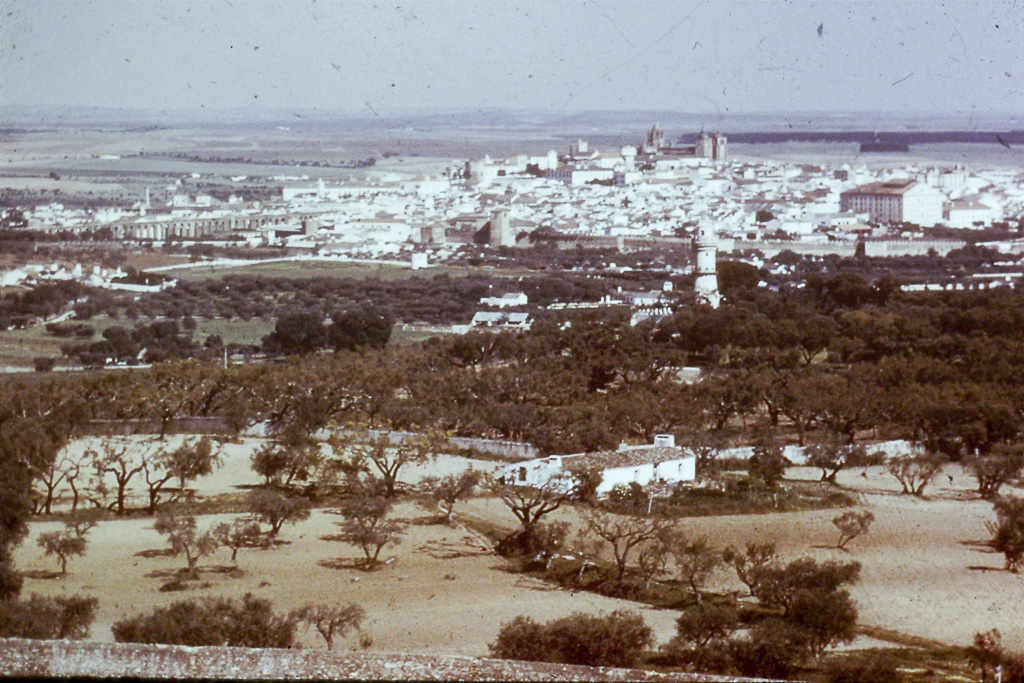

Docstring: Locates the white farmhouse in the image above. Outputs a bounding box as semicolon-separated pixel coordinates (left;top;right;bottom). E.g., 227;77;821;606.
503;434;696;497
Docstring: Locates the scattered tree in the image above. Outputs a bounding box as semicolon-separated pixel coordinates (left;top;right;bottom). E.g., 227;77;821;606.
580;508;672;583
683;429;727;476
965;444;1024;499
250;432;323;488
162;436;221;492
36;517;93;575
246;488;312;544
886;452;947;497
213;518;263;563
748;440;787;490
153;510;221;576
487;474;575;554
787;588;858;660
833;510;875;549
730;619;805;679
672;534;720;602
722;541;777;596
346;431;445;498
635;528;674;591
292;602;366;650
334;477;405;568
422;469;481;523
89;437;155;515
750;557;861;616
805;438;867;484
669;602;740;650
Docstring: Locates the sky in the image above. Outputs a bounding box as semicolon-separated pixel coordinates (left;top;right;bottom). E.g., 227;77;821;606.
1;0;1021;118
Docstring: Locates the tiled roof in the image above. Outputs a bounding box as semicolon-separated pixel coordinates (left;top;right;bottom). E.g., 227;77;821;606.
564;446;688;471
841;180;918;196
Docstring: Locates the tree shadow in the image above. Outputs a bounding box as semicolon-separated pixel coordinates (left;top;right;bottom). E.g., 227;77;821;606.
159;578;213;592
395;514;445;526
966;565;1003;572
959;539;997;554
135;548;175;559
318;557;371;571
21;569;62;580
416;537;493;560
811;544;847;551
205;565;245;578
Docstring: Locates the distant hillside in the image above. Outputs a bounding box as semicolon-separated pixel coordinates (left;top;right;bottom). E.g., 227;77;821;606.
1;106;1020;138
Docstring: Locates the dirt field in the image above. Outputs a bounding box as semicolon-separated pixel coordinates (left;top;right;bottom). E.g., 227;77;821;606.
12;436;1024;658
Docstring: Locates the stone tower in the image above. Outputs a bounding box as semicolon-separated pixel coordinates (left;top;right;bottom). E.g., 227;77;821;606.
490;209;514;248
693;222;721;308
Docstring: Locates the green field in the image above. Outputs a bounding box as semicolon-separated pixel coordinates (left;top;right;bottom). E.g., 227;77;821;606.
193;317;274;347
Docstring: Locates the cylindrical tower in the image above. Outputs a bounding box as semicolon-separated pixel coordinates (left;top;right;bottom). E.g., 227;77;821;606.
693;223;721;308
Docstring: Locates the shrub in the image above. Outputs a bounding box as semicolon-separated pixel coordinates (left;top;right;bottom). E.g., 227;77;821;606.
825;656;904;683
748;441;787;490
730;619;804;679
986;495;1024;572
112;593;296;647
489;610;652;668
0;594;98;639
967;445;1024;499
967;629;1024;683
787;588;858;659
670;603;739;648
750;557;861;615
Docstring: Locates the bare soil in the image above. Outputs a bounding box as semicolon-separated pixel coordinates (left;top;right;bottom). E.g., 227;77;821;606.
13;436;1024;657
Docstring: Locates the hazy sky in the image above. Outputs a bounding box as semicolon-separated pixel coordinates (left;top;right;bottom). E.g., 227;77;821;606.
1;0;1021;117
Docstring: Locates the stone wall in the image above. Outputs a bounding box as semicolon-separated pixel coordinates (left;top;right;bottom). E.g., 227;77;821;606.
0;639;766;682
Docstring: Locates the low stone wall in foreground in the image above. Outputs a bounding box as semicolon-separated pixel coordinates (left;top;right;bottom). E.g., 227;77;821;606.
0;638;775;681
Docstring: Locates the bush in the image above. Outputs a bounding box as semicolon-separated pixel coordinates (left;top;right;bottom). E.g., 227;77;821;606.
750;557;861;615
967;629;1024;683
787;588;858;659
490;610;653;668
0;594;98;639
112;593;296;647
987;495;1024;572
825;656;904;683
730;619;804;678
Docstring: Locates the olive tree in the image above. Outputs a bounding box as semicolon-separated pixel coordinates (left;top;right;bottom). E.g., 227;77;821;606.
579;508;673;584
421;469;481;524
832;510;875;549
292;603;366;650
153;510;221;576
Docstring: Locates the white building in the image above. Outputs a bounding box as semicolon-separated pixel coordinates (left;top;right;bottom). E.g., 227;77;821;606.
839;180;943;227
504;435;696;497
480;292;528;307
944;201;996;228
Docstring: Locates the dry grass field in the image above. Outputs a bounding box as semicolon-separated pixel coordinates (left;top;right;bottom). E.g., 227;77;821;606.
11;435;1024;662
